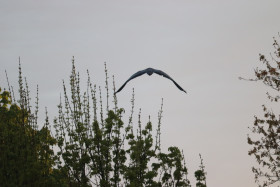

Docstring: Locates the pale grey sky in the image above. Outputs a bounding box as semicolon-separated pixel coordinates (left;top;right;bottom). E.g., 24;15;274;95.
1;0;280;186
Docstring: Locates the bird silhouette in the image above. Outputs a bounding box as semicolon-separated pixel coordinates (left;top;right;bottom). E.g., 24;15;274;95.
115;68;187;94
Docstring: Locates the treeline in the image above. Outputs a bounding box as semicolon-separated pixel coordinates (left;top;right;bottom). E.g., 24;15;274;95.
0;60;206;187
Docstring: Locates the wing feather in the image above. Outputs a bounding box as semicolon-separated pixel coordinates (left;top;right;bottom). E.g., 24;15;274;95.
115;69;147;94
153;69;187;93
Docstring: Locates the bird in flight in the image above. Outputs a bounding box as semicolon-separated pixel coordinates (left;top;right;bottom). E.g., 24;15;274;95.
115;68;187;94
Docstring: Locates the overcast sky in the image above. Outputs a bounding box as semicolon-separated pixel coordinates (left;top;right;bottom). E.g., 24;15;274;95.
1;0;280;186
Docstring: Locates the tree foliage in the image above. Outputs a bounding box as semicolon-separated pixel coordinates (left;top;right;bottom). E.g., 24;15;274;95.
243;35;280;186
1;58;207;186
194;154;206;187
0;64;57;186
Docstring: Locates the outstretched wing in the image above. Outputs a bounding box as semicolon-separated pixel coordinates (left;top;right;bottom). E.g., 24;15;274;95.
153;69;187;93
115;69;147;94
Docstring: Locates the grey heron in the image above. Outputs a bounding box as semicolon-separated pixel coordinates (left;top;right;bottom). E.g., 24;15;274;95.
115;68;187;94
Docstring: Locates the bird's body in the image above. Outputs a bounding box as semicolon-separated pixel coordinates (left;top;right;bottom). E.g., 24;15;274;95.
115;67;187;94
146;68;154;76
